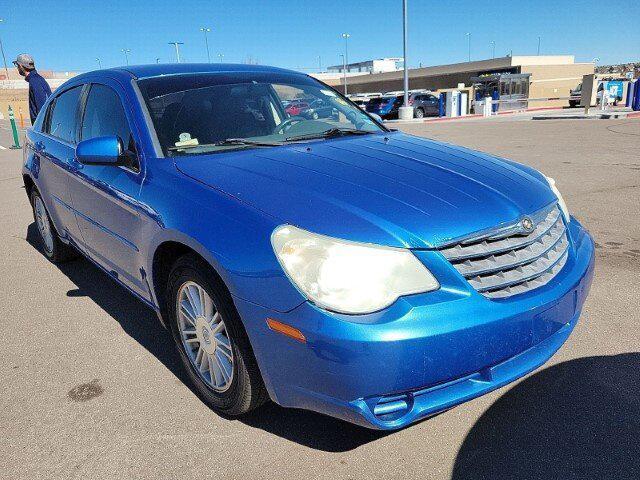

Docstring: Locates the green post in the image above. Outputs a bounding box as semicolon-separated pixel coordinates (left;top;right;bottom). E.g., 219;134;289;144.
8;105;22;149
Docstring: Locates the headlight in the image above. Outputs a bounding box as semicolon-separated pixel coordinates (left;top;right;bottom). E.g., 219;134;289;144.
545;176;570;223
271;225;439;314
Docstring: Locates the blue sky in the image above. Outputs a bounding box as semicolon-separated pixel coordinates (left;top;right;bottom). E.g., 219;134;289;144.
1;0;638;72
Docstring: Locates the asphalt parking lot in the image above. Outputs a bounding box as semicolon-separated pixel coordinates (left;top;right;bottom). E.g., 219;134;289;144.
1;117;639;480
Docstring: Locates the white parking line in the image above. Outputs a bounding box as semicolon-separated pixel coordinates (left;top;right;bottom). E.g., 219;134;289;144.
0;145;7;150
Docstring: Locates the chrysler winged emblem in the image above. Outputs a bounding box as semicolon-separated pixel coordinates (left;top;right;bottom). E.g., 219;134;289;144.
521;216;535;232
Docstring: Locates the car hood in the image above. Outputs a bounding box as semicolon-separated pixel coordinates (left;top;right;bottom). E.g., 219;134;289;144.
174;132;556;248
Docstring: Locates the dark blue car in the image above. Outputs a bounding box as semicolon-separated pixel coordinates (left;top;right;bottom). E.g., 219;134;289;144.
23;64;594;429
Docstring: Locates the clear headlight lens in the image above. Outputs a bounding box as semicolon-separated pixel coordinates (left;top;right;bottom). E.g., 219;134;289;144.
271;225;439;314
545;176;570;223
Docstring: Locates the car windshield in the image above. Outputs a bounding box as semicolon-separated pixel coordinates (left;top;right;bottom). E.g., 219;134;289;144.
136;72;384;157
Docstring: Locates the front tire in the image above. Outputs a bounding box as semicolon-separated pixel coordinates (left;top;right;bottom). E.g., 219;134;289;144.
166;254;267;416
31;190;76;263
414;107;425;118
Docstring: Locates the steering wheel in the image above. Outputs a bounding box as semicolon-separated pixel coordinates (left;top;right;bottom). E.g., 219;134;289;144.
274;116;305;135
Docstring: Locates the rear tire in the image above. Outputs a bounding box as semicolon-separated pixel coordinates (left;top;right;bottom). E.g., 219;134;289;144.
30;190;76;263
414;107;425;118
166;254;268;416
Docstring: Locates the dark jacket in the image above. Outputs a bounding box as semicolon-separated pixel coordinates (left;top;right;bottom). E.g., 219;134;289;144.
26;70;52;124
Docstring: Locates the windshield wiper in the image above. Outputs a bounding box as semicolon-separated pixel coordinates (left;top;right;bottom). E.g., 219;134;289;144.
215;138;283;147
168;138;282;151
285;128;374;142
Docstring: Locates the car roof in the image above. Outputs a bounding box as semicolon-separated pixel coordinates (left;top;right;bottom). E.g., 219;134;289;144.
76;63;304;82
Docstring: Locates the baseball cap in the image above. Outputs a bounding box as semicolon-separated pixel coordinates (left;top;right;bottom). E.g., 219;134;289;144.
13;53;35;69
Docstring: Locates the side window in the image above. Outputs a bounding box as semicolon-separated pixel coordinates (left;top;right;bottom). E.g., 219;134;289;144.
81;84;138;170
45;86;83;143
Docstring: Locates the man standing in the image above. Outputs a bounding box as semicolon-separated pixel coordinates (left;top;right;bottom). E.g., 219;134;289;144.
13;54;51;124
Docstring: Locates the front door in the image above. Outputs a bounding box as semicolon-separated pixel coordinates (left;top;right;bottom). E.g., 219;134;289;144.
67;81;148;299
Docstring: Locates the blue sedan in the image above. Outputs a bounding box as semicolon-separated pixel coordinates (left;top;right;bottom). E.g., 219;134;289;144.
22;64;594;429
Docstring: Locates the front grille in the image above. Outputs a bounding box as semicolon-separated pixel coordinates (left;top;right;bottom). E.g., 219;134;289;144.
438;205;569;299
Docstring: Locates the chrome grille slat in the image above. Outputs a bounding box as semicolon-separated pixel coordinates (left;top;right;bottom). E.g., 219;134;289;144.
441;208;562;261
437;205;569;299
453;221;566;277
468;238;568;292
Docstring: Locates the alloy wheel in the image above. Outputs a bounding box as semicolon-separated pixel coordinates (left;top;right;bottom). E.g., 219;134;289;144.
176;280;234;392
34;196;54;254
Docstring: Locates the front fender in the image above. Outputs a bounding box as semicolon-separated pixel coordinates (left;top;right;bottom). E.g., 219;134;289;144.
141;162;306;314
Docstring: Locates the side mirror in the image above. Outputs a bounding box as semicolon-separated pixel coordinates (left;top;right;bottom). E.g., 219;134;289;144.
76;135;123;165
369;113;383;123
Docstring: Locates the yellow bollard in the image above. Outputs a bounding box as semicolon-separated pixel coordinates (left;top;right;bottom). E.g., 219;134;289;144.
18;106;25;129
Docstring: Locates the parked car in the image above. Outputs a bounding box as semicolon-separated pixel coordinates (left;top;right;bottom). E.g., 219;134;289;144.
366;94;403;119
409;92;440;118
569;83;582;108
349;97;369;110
284;99;309;116
299;98;339;120
24;64;594;430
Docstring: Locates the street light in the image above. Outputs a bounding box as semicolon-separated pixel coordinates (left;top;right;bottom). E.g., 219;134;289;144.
465;33;471;62
168;41;184;63
121;48;131;66
490;41;496;59
96;57;102;69
156;57;160;64
339;53;346;94
0;19;11;80
218;53;224;63
537;36;541;55
341;33;350;95
396;0;413;120
200;27;211;63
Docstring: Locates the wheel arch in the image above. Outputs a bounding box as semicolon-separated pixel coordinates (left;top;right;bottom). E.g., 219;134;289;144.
148;232;236;327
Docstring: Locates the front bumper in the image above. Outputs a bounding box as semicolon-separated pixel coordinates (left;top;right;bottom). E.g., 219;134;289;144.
234;218;595;429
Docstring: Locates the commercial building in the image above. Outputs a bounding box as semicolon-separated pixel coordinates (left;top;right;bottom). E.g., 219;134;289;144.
327;57;404;74
316;55;594;109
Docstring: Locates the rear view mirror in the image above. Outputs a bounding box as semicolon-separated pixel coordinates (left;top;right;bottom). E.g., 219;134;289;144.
369;113;383;123
76;136;123;165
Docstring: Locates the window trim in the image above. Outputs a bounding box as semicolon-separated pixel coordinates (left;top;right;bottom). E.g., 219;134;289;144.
79;82;141;173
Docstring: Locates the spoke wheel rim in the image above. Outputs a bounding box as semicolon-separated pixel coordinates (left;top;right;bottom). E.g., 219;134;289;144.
176;281;234;392
34;196;54;254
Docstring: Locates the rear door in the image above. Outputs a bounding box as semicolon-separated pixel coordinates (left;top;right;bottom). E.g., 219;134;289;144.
34;85;84;243
67;80;148;298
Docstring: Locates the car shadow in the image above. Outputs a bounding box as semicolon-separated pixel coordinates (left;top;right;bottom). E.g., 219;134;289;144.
25;222;387;452
451;353;640;480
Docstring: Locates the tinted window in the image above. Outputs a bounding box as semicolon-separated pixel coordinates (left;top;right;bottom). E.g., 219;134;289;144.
46;86;82;143
81;84;138;170
81;84;132;144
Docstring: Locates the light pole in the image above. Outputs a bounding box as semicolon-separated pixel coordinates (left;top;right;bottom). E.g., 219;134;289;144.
490;41;496;59
121;48;131;66
341;33;350;95
169;42;184;63
339;54;346;94
0;19;10;80
537;36;541;55
156;57;160;64
200;27;211;62
317;55;321;72
96;58;102;69
398;0;413;120
218;53;224;63
465;33;471;62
